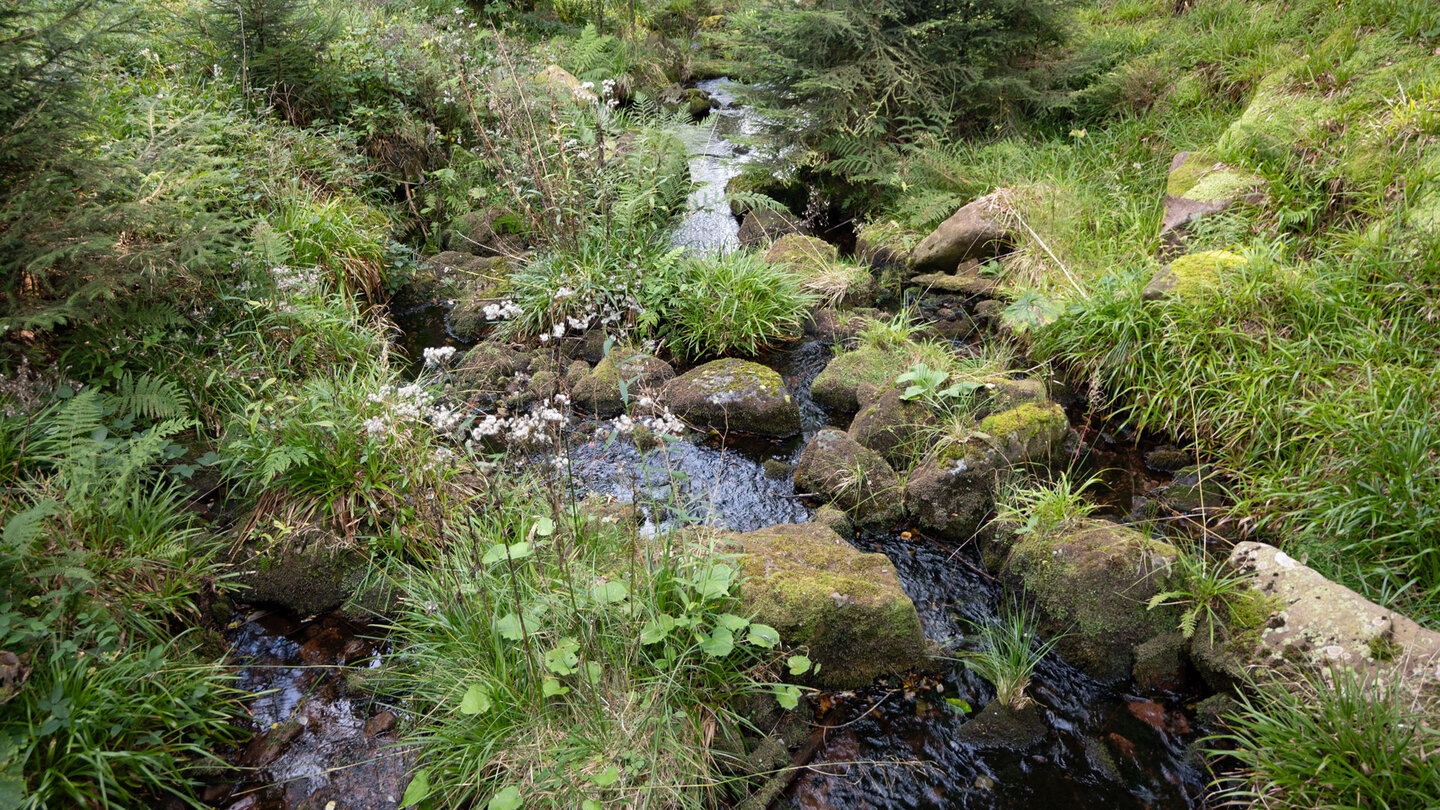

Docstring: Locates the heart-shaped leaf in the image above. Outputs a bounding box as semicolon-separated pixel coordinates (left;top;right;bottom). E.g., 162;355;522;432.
746;623;780;648
459;683;491;716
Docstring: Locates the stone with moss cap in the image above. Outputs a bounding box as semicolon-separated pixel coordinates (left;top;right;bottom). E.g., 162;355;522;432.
571;349;674;417
848;385;941;469
763;233;838;270
661;358;800;437
727;522;926;688
811;346;913;414
1142;250;1247;301
452;342;529;398
1227;541;1440;699
794;429;904;530
976;401;1069;466
1000;519;1180;682
1160;151;1264;252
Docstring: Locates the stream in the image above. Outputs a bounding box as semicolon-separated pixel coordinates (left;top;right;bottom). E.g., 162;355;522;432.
218;81;1211;809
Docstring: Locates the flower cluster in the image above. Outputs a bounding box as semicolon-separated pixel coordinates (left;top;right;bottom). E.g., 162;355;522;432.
468;394;572;449
271;264;321;294
422;346;458;367
483;300;524;321
608;393;686;440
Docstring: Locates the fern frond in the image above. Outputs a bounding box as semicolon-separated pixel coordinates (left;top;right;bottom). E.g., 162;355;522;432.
111;372;190;421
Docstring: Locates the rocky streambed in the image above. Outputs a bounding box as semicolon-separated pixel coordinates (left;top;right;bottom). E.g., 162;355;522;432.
213;77;1440;810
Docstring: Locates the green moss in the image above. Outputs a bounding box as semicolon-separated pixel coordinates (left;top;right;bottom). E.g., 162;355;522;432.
978;401;1065;442
763;233;837;270
1166;150;1222;197
811;346;911;412
1366;632;1403;663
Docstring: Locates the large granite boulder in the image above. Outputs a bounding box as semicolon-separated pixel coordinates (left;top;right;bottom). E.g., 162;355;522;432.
1228;542;1440;698
793;429;905;530
1002;519;1180;681
909;191;1014;274
662;358;801;437
730;523;927;688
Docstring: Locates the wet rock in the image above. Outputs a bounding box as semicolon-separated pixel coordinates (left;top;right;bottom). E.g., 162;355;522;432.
240;720;303;768
1143;250;1247;301
1156;464;1229;514
1194;692;1238;728
727;523;927;688
956;700;1048;750
237;540;367;617
1127;699;1167;732
794;429;904;530
1144;445;1193;474
444;266;510;341
452;342;528;397
811;346;912;414
762;458;793;479
736;209;802;248
973;298;1006;328
1228;541;1440;697
919;305;976;341
365;711;397;737
1002;519;1180;682
848;385;941;469
1132;633;1188;691
803;308;869;342
572;349;675;417
908;266;999;298
855;219;920;271
662;358;801;437
1188;632;1247;694
910;191;1014;274
812;505;853;537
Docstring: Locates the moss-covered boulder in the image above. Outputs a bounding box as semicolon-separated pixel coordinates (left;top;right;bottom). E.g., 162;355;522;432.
1143;250;1247;301
236;538;367;616
855;220;922;271
763;233;837;269
976;402;1069;467
811;347;911;414
1228;542;1440;698
904;441;997;541
975;376;1049;419
848;386;941;469
572;350;675;417
452;342;529;398
661;358;801;437
1002;519;1179;681
794;429;904;530
445;266;511;341
1160;151;1265;249
812;505;854;537
729;523;926;688
907;267;999;298
736;209;802;248
909;191;1014;274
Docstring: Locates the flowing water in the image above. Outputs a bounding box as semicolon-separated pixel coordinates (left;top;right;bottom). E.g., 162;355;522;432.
218;81;1211;810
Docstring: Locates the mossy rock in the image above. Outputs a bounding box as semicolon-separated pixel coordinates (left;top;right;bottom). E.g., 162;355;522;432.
812;505;853;537
975;376;1049;419
736;209;802;248
1156;464;1230;514
763;233;838;270
794;429;904;530
236;540;368;617
443;205;525;257
445;265;512;341
904;444;996;541
955;700;1048;751
661;358;801;437
452;342;529;398
573;349;675;417
907;269;999;298
1166;151;1263;202
1142;250;1247;301
726;172;808;218
855;219;922;270
1132;633;1188;692
976;402;1069;467
1004;519;1179;682
811;347;912;414
729;523;926;688
848;386;941;469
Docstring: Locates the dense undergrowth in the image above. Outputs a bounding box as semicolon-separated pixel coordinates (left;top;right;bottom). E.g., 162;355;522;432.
2;0;1437;807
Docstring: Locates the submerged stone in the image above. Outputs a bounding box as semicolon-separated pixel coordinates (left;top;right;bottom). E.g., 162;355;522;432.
956;700;1048;750
729;522;926;688
662;358;801;437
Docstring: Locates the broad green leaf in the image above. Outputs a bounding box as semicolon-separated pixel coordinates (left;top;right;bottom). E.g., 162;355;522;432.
639;614;674;644
590;581;629;604
400;769;430;807
746;623;781;648
945;697;972;714
543;639;580;675
774;685;801;710
488;785;522;810
691;563;735;600
459;683;492;716
533;516;555;537
542;677;569;697
494;613;526;641
583;661;603;685
699;626;734;657
591;764;620;787
714;613;750;631
583;801;602;810
787;655;812;675
482;542;533;565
